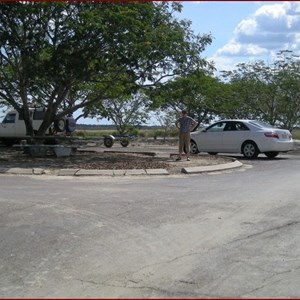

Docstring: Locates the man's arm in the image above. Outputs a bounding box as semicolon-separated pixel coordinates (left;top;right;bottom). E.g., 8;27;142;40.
190;119;198;131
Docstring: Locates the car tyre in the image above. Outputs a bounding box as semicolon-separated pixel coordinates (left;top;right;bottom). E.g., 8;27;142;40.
190;140;199;154
264;151;279;158
242;141;259;159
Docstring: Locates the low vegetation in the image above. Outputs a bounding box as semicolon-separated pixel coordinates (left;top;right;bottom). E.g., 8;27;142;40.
73;127;178;139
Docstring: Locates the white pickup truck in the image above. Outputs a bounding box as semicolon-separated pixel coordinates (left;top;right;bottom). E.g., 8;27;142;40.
0;107;76;146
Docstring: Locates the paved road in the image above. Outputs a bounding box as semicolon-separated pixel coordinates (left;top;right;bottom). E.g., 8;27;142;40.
1;152;300;297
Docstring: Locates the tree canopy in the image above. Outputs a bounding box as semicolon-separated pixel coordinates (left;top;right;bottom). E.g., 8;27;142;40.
221;51;300;131
147;70;223;125
0;1;212;136
87;92;151;135
147;50;300;131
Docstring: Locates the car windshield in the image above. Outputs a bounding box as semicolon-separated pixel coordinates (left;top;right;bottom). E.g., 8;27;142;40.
249;120;274;129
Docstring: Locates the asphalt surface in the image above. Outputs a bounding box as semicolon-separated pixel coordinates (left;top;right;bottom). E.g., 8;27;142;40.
1;150;300;297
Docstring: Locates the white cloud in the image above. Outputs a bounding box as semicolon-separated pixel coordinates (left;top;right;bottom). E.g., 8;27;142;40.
254;3;287;19
245;44;268;55
208;55;238;73
217;39;241;56
213;2;300;71
217;41;268;57
234;19;257;35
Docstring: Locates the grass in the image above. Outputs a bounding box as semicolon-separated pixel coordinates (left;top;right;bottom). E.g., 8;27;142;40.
292;129;300;140
73;128;178;139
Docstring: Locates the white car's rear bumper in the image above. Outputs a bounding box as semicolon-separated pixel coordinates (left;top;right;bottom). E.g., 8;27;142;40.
258;140;294;152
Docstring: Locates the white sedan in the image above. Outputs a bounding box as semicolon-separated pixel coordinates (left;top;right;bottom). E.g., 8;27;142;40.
190;120;294;159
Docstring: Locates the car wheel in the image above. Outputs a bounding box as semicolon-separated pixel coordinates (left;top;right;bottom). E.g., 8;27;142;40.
120;139;129;147
264;151;279;158
208;152;218;155
242;141;259;159
104;137;114;148
190;140;199;154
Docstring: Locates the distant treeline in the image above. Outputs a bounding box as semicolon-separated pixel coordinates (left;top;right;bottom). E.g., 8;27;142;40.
76;124;163;130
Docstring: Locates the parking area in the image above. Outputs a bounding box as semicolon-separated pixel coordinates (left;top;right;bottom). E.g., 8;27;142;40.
1;154;300;297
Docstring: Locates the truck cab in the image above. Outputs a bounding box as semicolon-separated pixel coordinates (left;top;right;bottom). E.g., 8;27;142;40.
0;107;76;146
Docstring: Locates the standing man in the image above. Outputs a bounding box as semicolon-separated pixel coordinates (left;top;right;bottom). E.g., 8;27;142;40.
175;109;197;161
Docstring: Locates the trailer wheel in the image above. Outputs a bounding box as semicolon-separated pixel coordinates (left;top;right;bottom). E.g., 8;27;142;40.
104;137;114;148
120;139;129;147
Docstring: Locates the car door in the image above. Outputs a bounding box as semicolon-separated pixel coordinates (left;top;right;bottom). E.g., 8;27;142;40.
222;121;250;152
196;121;226;152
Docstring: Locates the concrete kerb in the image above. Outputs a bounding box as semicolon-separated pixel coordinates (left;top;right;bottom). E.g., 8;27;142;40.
0;157;243;177
2;140;300;177
181;159;243;174
0;145;246;177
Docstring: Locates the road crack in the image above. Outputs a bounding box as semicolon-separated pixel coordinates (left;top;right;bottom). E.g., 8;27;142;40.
227;220;300;245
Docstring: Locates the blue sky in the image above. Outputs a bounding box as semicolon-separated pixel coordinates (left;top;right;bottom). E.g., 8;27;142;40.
179;1;300;71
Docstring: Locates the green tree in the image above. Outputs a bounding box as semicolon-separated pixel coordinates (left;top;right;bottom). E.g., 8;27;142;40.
148;70;223;126
221;51;300;130
273;50;300;130
221;61;282;124
0;2;212;137
88;92;151;135
154;108;177;140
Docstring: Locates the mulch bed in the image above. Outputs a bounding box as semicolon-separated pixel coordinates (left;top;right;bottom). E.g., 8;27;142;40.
0;145;231;173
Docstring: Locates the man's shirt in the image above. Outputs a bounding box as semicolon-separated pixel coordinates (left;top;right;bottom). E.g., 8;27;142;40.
176;116;197;133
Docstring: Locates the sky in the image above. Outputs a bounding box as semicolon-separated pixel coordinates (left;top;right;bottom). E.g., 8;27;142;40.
180;1;300;72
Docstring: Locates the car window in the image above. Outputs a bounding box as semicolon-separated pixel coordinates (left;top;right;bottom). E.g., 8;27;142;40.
2;113;16;124
206;122;226;132
224;122;237;131
249;120;273;128
236;122;250;131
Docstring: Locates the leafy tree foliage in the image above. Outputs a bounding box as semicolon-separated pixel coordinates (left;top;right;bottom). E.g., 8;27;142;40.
154;108;178;140
0;2;212;136
88;92;151;135
148;70;223;126
221;50;300;130
273;51;300;130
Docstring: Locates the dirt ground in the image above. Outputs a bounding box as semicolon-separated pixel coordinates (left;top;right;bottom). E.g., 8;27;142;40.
0;140;231;174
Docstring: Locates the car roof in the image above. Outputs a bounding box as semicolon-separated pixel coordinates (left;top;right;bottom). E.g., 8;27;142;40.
216;119;253;122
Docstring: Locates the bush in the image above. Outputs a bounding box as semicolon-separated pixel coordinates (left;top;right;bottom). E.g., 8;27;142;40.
292;129;300;140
